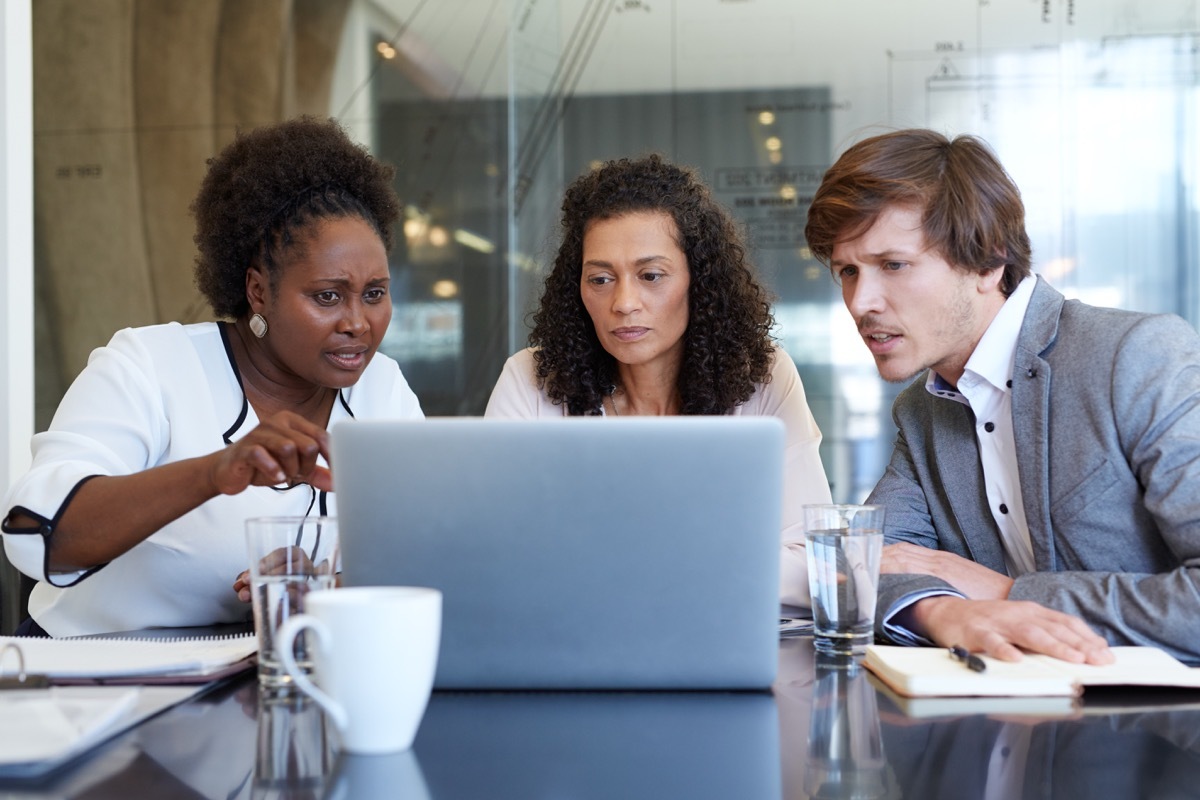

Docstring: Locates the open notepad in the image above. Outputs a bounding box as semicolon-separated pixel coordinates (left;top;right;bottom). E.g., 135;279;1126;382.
0;685;206;779
0;633;257;684
864;645;1200;698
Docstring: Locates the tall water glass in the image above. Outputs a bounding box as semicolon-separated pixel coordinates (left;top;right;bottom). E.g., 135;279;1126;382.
246;516;339;690
804;505;884;655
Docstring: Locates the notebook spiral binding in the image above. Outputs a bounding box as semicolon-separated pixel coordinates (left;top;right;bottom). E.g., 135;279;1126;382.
0;642;50;689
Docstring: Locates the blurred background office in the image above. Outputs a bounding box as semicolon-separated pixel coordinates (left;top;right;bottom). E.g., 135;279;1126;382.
2;0;1199;627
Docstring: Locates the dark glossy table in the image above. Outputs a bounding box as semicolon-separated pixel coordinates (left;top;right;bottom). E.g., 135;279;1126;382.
4;636;1200;798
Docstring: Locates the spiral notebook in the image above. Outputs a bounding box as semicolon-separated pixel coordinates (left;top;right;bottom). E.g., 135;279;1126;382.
0;633;257;685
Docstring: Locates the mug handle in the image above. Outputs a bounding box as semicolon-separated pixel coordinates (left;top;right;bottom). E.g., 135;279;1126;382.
277;614;349;732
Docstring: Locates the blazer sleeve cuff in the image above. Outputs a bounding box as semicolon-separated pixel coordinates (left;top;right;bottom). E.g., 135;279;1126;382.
875;573;963;644
881;588;965;645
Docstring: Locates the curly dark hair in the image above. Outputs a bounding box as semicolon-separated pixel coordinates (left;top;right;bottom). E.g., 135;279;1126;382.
530;154;776;415
191;116;400;319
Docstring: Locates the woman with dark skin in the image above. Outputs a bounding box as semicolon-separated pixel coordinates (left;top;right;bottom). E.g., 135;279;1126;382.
486;154;832;607
2;117;423;636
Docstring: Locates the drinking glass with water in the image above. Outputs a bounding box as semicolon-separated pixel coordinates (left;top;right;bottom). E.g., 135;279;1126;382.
804;505;884;656
245;516;340;690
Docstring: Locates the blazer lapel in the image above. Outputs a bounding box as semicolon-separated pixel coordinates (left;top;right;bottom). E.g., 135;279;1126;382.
1011;278;1064;572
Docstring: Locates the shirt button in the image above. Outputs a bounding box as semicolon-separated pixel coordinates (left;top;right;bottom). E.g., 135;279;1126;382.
1006;380;1013;388
984;421;995;433
999;504;1009;514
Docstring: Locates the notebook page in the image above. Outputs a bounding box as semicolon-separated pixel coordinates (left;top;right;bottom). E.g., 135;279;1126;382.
1033;647;1200;689
865;645;1200;699
0;688;141;763
0;685;204;778
863;645;1077;697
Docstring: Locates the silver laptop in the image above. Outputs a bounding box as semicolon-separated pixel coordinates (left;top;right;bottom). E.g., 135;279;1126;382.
331;417;783;690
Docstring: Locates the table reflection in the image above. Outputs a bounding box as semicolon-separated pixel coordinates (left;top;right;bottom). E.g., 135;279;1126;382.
415;690;780;799
877;689;1200;799
323;749;429;800
254;692;332;799
803;653;889;799
6;639;1200;799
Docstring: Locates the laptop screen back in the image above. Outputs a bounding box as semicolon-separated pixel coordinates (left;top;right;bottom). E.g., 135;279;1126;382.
332;417;783;690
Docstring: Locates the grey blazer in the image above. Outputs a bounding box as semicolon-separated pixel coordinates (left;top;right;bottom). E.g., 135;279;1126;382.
871;277;1200;662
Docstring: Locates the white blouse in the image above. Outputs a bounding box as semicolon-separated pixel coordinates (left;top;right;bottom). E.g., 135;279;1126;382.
2;322;423;636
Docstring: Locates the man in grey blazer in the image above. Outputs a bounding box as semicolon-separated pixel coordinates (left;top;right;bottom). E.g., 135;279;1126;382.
805;128;1200;664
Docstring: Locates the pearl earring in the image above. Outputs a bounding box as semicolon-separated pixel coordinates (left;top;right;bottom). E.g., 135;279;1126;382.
249;313;268;338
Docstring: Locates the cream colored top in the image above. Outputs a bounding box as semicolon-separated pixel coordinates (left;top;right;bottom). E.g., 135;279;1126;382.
485;345;833;607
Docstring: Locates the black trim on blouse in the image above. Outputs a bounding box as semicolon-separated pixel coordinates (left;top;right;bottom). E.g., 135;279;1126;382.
218;322;250;446
2;475;108;588
217;321;353;513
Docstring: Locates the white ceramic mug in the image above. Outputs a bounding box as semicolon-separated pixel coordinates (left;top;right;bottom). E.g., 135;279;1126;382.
277;586;442;754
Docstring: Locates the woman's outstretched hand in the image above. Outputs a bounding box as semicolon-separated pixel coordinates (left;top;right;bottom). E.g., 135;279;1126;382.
208;411;333;495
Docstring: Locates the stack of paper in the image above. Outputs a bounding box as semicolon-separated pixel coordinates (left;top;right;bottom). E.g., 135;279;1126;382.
778;617;814;638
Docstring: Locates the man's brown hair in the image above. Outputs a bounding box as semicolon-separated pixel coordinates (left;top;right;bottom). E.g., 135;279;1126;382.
804;129;1031;295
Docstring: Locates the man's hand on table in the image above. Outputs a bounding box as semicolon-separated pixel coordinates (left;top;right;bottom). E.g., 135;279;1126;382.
908;596;1115;665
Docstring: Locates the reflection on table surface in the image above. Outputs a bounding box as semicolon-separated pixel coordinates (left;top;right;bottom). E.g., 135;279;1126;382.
4;636;1200;798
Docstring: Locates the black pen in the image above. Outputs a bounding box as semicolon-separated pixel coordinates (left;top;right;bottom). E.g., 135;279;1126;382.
948;645;987;673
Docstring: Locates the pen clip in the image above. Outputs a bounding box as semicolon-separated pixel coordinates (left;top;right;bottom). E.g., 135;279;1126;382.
948;644;987;673
0;642;50;689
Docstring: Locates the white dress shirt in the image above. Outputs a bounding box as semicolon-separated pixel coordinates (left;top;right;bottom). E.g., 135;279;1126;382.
883;276;1037;643
924;275;1037;576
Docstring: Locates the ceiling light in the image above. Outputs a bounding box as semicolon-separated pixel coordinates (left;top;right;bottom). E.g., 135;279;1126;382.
431;279;459;299
453;228;496;254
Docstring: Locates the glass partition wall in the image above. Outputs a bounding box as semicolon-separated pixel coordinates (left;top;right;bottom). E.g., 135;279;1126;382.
372;0;1200;501
29;0;1200;505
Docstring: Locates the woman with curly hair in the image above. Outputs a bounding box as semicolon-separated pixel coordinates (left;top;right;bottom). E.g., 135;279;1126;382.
486;154;831;608
2;117;422;636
